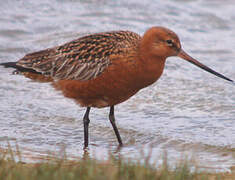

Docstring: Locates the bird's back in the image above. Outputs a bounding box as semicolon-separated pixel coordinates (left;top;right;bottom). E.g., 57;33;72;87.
17;31;141;81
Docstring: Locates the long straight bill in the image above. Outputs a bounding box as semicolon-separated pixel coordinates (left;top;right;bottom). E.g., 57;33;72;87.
178;50;234;83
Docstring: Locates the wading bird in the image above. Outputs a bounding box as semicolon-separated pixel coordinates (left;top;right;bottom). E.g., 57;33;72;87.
1;27;233;149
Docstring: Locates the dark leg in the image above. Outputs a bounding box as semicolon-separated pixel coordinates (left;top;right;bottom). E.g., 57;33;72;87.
83;107;91;149
109;106;123;146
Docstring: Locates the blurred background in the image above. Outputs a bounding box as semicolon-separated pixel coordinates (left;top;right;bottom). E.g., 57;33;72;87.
0;0;234;172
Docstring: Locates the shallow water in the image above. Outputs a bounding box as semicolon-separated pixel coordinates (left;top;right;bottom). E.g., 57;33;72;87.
0;0;235;172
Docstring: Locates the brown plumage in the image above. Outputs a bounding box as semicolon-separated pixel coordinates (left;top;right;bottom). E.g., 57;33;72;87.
18;31;140;81
1;26;233;149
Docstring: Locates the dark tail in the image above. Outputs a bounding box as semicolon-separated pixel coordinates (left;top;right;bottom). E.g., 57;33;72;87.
0;62;18;68
0;61;40;74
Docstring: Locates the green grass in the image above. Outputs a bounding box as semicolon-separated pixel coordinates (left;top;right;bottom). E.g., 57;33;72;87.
0;145;235;180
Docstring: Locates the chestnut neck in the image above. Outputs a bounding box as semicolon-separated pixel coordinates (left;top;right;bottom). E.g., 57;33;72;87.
135;49;166;89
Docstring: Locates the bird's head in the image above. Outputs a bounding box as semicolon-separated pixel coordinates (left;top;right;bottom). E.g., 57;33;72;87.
140;26;233;83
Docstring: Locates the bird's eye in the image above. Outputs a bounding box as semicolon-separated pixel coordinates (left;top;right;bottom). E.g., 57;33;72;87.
166;39;173;46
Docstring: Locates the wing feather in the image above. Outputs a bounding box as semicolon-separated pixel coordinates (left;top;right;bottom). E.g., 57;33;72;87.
16;31;141;81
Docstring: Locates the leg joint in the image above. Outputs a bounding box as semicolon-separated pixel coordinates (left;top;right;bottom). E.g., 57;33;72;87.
109;114;115;123
83;118;90;125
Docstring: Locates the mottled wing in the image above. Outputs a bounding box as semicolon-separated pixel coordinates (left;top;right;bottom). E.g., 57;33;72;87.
17;31;141;81
17;48;56;74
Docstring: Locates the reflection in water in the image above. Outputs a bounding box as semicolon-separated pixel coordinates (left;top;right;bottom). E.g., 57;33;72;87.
0;0;235;172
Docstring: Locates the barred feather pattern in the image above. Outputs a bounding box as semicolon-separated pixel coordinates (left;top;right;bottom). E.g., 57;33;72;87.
17;31;141;81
